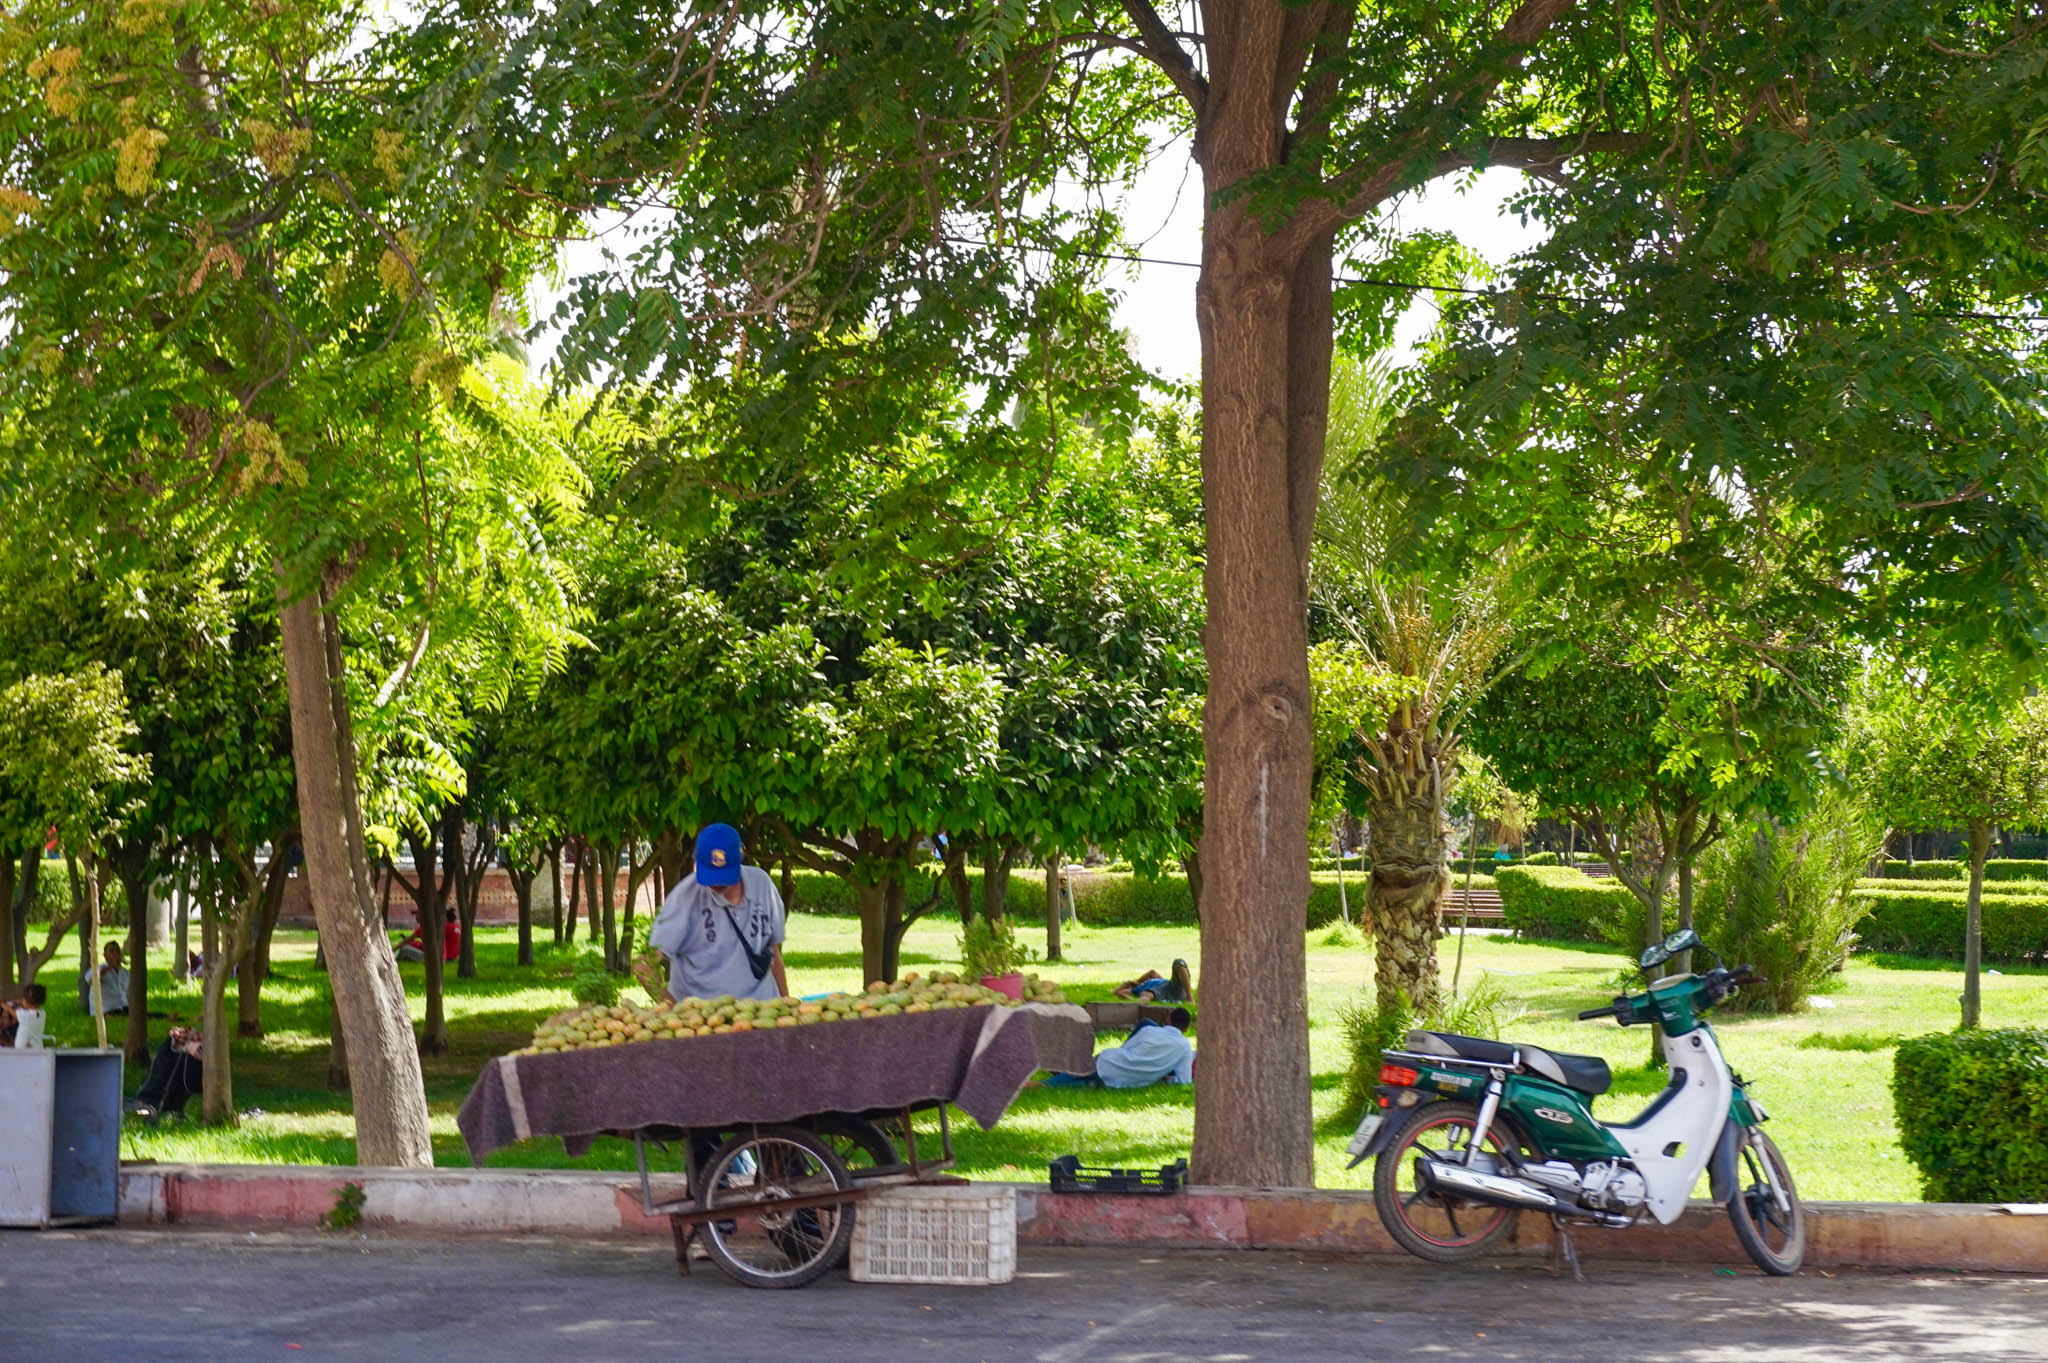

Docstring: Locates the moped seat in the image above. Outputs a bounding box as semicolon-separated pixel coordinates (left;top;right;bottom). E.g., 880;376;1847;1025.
1405;1029;1613;1096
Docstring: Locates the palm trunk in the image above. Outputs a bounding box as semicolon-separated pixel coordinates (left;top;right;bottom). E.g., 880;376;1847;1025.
1367;753;1447;1021
277;578;433;1165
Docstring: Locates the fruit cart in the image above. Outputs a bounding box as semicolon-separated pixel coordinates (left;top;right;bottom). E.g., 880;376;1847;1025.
458;1001;1093;1289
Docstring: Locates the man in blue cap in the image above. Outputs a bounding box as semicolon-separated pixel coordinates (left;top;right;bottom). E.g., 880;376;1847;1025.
643;823;789;1002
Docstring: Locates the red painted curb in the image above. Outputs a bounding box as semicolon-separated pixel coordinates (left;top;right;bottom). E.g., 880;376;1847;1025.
113;1164;2048;1273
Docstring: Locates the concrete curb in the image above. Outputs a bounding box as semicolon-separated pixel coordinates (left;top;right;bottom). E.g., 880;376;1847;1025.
111;1163;2048;1273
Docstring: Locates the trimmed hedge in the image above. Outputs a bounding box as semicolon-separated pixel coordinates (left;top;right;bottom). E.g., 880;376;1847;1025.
780;866;1382;930
1495;865;1635;944
1893;1029;2048;1201
1878;859;2048;882
1850;884;2048;962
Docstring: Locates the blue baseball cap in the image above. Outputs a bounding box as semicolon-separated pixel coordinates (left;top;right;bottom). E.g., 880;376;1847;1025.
695;823;743;887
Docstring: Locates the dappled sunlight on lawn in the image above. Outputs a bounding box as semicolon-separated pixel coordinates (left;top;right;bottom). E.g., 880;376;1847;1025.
57;915;2046;1200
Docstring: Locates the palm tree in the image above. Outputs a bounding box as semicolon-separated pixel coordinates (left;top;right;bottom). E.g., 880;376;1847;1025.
1313;357;1522;1019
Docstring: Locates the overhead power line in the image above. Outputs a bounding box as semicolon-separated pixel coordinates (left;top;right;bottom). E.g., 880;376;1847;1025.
939;233;2048;329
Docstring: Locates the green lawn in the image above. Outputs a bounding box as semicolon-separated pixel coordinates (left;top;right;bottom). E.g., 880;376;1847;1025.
42;915;2047;1200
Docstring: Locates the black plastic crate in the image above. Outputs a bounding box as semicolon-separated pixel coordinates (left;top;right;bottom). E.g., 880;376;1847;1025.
1047;1154;1188;1195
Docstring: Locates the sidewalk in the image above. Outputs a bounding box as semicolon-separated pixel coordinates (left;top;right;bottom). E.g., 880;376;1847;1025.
12;1231;2048;1363
113;1162;2048;1273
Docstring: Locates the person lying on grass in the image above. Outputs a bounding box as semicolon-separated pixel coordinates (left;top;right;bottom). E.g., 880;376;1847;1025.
1114;958;1193;1004
1042;1008;1194;1089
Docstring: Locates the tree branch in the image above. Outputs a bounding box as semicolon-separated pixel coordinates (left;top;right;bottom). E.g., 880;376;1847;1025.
1120;0;1208;118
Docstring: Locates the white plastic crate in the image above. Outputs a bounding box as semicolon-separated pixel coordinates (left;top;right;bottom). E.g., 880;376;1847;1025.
849;1184;1017;1286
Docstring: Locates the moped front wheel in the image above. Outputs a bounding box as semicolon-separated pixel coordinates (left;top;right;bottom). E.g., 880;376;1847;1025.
1372;1100;1523;1263
1726;1127;1805;1275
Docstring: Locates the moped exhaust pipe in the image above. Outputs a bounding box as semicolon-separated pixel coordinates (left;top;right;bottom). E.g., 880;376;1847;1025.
1417;1158;1631;1228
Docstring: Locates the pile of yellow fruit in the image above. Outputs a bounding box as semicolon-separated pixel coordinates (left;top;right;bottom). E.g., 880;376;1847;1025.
520;971;1068;1054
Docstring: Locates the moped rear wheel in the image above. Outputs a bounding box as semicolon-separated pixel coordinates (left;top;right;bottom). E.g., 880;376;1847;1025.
1373;1101;1522;1263
1726;1127;1805;1275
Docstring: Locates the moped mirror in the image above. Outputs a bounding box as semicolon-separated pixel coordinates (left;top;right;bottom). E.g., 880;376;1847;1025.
1637;928;1700;971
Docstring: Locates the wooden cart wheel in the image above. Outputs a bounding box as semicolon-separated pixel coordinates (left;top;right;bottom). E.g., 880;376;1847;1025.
696;1124;856;1289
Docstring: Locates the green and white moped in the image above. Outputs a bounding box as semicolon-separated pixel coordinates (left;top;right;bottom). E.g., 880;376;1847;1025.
1350;928;1804;1275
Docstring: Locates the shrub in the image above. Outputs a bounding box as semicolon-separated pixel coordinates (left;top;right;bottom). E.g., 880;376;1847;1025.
21;859;72;925
569;951;622;1008
1692;795;1884;1012
1851;885;2048;962
1893;1028;2048;1201
1339;975;1526;1121
784;866;1378;930
1495;865;1634;944
1522;851;1559;866
1877;858;2048;882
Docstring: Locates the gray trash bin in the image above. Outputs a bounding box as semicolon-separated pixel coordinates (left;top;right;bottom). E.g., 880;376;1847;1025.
0;1047;124;1227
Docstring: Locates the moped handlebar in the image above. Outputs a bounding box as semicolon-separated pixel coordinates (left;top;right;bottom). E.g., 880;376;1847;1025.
1577;1004;1619;1021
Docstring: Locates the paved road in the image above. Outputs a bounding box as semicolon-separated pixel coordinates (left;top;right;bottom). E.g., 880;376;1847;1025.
5;1230;2046;1362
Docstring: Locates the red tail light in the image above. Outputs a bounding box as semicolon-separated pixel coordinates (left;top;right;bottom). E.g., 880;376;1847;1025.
1379;1063;1421;1087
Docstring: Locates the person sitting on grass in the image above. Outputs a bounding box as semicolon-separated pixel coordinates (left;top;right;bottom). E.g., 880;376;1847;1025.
2;982;48;1049
396;906;460;963
1113;958;1193;1004
80;941;130;1016
1042;1008;1195;1089
125;1026;204;1124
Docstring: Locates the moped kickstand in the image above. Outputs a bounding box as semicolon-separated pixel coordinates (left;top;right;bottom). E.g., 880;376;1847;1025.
1548;1214;1586;1283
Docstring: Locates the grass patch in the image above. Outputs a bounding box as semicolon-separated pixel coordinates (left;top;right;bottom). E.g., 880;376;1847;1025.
1798;1030;1901;1052
38;915;2047;1201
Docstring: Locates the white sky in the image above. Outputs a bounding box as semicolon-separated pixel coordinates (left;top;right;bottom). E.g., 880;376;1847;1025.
1103;160;1546;382
537;164;1545;384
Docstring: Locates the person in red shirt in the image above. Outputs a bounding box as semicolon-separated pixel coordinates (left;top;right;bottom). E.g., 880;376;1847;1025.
396;907;460;962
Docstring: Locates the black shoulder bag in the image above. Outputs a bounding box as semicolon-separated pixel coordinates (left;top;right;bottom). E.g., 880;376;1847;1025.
720;900;775;982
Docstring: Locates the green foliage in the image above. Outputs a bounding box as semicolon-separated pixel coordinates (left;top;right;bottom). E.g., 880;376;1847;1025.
1849;683;2048;842
568;951;622;1009
1382;11;2048;676
1523;852;1560;866
1693;794;1885;1012
959;914;1033;980
321;1181;367;1231
1494;866;1634;945
1893;1030;2048;1202
0;665;148;851
1851;886;2048;964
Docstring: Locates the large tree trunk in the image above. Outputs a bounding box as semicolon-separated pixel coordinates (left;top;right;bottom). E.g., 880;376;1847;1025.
234;855;292;1039
548;843;564;947
855;878;888;984
564;841;584;944
408;817;452;1055
594;842;621;972
6;850;37;991
981;845;1015;927
1186;42;1328;1182
114;851;151;1066
1963;818;1989;1029
512;856;537;967
278;577;433;1166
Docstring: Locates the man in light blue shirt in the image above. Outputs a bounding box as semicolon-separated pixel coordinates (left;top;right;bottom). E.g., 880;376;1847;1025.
644;824;789;1003
1045;1008;1195;1088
